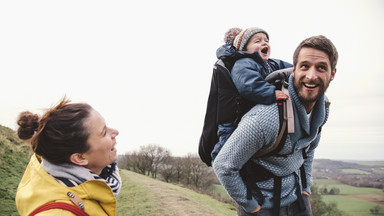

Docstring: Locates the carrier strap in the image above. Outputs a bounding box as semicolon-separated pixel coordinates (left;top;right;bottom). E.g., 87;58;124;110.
272;176;283;216
29;202;90;216
295;172;306;211
282;85;295;133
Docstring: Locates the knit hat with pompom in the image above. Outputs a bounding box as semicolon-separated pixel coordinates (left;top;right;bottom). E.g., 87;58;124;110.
233;27;269;51
223;27;243;45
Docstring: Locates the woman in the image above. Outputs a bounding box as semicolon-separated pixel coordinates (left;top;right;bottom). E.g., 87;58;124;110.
16;97;121;216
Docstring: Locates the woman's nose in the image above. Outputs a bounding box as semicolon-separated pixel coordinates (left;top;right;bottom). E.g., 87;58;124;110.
111;128;119;137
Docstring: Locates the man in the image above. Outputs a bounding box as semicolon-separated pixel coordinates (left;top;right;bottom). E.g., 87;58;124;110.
213;35;338;216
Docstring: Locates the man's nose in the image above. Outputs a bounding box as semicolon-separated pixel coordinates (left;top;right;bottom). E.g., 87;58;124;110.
306;67;317;80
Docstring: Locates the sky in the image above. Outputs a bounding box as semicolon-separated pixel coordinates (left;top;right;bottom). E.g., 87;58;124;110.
1;0;383;161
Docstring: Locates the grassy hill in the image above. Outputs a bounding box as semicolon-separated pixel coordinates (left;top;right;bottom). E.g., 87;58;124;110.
117;170;236;216
0;125;32;215
0;124;237;216
1;124;383;216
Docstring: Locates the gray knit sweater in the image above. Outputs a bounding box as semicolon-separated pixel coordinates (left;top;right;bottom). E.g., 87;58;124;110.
213;75;329;212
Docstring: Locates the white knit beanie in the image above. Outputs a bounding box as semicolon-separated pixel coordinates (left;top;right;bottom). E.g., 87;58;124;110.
233;27;269;51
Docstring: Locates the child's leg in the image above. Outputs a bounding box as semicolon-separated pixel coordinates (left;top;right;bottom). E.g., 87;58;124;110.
211;123;236;162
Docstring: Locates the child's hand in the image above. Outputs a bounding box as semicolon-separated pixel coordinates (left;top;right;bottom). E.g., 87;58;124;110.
275;90;289;100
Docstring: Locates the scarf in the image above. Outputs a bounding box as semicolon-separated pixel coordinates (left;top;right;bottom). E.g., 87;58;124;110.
41;158;122;197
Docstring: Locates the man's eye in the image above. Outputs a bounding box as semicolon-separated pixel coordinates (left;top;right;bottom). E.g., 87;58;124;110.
301;65;309;69
318;65;326;71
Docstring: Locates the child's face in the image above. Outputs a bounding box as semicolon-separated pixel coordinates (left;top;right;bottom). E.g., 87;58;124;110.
245;33;270;61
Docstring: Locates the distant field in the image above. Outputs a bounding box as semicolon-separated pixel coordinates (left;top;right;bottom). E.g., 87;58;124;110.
323;195;383;216
314;179;384;216
314;179;383;195
347;161;384;166
341;169;371;175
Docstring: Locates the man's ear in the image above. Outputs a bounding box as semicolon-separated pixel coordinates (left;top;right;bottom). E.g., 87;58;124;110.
70;153;88;166
330;68;337;81
292;67;296;77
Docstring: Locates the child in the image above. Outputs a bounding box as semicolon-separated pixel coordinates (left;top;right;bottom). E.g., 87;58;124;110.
210;27;292;162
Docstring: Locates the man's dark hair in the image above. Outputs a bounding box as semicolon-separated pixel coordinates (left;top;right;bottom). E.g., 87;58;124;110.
293;35;338;72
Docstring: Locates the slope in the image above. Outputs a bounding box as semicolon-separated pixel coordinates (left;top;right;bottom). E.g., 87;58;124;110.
0;125;32;215
117;170;237;216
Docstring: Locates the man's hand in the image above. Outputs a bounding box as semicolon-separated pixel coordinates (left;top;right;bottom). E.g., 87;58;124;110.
275;90;289;100
302;191;310;196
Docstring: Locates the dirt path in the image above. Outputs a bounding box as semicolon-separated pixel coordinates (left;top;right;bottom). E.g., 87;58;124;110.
346;194;384;206
120;170;236;216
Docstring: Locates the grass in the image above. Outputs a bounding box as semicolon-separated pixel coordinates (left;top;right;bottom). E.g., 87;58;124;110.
314;179;384;216
0;125;32;216
314;179;383;195
116;170;166;215
117;170;237;216
208;184;229;197
323;195;384;216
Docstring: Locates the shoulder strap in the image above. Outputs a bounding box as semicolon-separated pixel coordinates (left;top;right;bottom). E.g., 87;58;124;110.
29;202;90;216
283;85;295;133
252;85;294;157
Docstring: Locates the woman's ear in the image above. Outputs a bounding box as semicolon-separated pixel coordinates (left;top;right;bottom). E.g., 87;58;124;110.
70;153;88;166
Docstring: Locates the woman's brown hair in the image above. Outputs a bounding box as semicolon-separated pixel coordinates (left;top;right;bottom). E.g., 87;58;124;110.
17;97;93;164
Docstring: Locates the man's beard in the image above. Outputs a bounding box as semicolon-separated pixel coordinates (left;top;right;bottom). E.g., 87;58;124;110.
293;77;330;109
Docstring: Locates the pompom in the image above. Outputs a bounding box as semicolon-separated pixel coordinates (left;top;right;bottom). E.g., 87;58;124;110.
224;27;242;45
17;111;39;140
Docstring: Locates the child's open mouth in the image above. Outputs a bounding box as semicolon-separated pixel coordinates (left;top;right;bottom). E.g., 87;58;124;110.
261;47;268;54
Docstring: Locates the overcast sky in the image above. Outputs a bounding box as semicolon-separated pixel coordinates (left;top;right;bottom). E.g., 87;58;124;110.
1;0;383;161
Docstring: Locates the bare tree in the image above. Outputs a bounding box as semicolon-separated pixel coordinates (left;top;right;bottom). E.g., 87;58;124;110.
173;157;184;183
159;158;175;183
120;145;216;190
137;144;171;178
181;154;215;189
119;151;149;175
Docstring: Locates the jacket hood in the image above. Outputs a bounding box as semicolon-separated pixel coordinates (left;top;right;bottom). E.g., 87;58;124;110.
216;44;237;59
216;44;265;64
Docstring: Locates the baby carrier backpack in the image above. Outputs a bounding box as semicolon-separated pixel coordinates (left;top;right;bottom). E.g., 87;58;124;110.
198;58;292;166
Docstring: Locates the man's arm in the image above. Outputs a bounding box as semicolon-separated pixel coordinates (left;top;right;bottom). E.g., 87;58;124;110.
213;107;279;212
302;134;321;194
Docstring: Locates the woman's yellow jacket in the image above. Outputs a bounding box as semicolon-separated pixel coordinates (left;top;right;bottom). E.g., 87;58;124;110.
16;154;117;216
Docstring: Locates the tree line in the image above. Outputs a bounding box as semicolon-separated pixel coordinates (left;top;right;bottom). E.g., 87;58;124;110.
118;144;217;190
